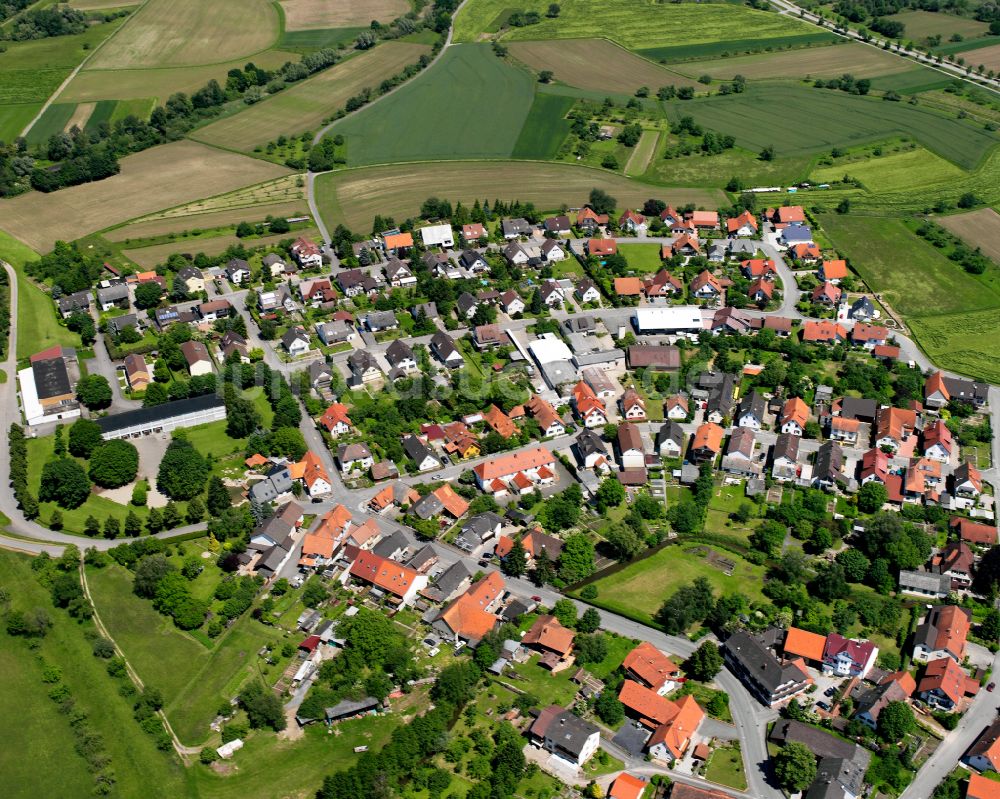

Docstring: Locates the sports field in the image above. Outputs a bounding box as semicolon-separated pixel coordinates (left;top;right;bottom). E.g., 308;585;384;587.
332;43;536;165
280;0;408;30
818;214;1000;317
679;41;911;80
664;85;997;169
191;42;430;152
454;0;818;51
508;39;700;93
886;10;990;43
0;140;289;251
581;545;766;626
88;0;278;69
936;207;1000;263
810;147;966;194
315;160;725;232
65;50;298;102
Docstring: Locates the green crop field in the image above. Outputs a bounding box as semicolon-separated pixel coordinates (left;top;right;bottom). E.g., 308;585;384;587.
0;552;189;798
908;308;1000;385
315;160;725;233
88;0;279;69
643;146;814;189
887;10;990;43
819;214;1000;317
191;42;431;152
810;146;966;194
511;92;574;159
279;26;364;53
679;41;910;81
580;544;767;626
454;0;820;52
82;99;117;133
332;43;537;165
639;32;839;63
25;103;76;145
109;97;155;123
0;102;40;142
867;67;953;94
664;85;998;169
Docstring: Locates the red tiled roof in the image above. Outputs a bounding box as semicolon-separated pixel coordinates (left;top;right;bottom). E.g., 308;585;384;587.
609;773;647;799
784;627;826;662
623;642;679;692
349;551;419;597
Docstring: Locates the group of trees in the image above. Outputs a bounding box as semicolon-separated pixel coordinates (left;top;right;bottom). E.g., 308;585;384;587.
4;5;87;40
9;423;38;519
813;73;872;95
134;552;209;630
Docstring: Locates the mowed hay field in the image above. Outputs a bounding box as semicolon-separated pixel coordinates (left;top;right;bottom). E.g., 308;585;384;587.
280;0;409;30
0;103;40;142
508;39;700;93
191;42;431;152
88;0;278;69
679;41;911;80
887;10;990;42
936;208;1000;263
818;214;1000;317
810;147;967;193
316;161;725;232
666;85;998;168
134;174;304;221
64;50;299;102
333;43;536;165
454;0;818;50
0;140;289;251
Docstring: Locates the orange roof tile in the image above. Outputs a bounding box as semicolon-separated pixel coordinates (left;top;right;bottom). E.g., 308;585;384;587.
609;773;647;799
692;422;724;453
784;627;827;662
523;614;575;656
301;533;336;559
618;680;675;727
781;397;809;429
615;277;645;296
820;259;848;279
433;483;470;518
473;447;555;481
319;402;352;432
968;773;1000;799
483;404;517;439
438;572;504;641
383;231;413;249
623;642;680;692
349;550;419;597
648;694;705;759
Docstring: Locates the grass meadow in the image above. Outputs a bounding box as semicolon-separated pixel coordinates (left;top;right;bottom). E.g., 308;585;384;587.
579;544;767;627
643;146;814;189
0;140;289;252
640;32;837;62
508;38;701;93
454;0;819;52
191;42;431;153
0;103;39;142
908;308;1000;385
0;231;80;358
123;227;319;269
332;44;536;165
665;85;997;168
0;552;190;798
810;146;966;194
886;10;990;44
315;160;725;232
107;200;309;242
88;0;279;69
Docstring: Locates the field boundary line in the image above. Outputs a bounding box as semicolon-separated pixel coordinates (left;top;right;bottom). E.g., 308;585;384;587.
19;0;153;138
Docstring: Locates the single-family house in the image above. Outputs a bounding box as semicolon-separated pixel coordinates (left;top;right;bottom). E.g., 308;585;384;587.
180;340;213;376
281;326;310;356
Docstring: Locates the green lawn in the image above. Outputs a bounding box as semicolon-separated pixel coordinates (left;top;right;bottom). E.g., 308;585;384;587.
333;43;538;165
665;84;998;169
705;743;748;791
618;243;664;272
582;545;767;626
87;561;282;746
502;654;580;707
0;552;189;798
587;631;641;680
0;231;80;359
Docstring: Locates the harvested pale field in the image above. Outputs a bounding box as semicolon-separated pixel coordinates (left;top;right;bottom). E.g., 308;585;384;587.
88;0;278;69
625;130;660;177
280;0;409;30
316;161;724;232
508;39;700;93
66;50;298;102
135;174;305;220
107;200;310;242
679;41;912;80
124;227;318;268
962;43;1000;72
0;140;289;251
63;102;95;132
936;208;1000;263
191;42;430;151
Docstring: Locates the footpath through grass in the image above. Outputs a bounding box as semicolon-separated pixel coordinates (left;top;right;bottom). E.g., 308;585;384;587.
0;230;80;359
0;552;189;798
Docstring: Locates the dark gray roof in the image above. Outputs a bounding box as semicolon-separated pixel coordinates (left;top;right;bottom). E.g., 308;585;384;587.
429;560;473;600
501;217;531;236
814;441;844;482
655;421;684;450
406;543;438;570
107;313;139;334
281;326;308;348
257;544;288;574
366;310;397;330
348;349;379;373
462;512;503;537
31;356;71;399
95;393;223;434
839;397;877;421
738;391;766;422
725;631;807;694
770;719;856;760
457;292;478;316
944;376;989;403
58;290;91;313
385;339;414;367
459;249;486;268
411;493;444;520
373;530;411;559
402;435;437;466
576;428;606;458
535;708;599;758
431;331;459;361
772;432;799;462
325;697;379;720
849;296;875;318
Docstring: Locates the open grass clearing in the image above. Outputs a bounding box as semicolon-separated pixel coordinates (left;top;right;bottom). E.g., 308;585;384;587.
280;0;409;30
510;91;574;159
331;43;535;165
643;146;813;189
817;214;1000;317
0;139;290;252
625;129;660;176
618;242;663;272
69;0;139;8
935;207;1000;263
582;544;767;626
508;38;701;94
455;0;819;51
109;96;155;123
0;552;189;797
705;743;748;791
810;146;966;194
66;50;299;102
0;231;80;359
191;42;431;152
123;227;319;269
88;0;279;69
107;200;310;242
0;102;41;142
665;84;998;169
315;160;725;234
887;10;990;44
679;41;911;81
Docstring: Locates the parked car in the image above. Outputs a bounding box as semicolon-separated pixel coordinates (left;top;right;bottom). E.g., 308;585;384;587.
531;595;542;602
824;686;836;697
816;701;831;711
988;682;996;692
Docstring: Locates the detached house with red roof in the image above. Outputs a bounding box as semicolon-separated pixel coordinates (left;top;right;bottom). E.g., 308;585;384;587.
344;550;427;606
577;206;609;232
822;633;878;678
572;381;607;428
768;205;806;228
433;571;505;646
586;238;617;258
727;210;758;237
621;388;646;420
623;642;681;695
779;397;809;436
818;259;849;283
690;270;722;299
741;258;777;280
874;406;918;453
922;419;953;463
688;210;719;230
811;281;842;306
913;605;971;664
802;320;847;343
523;614;575;669
318;403;352;437
918;656;976;711
790;242;822;263
851;323;889;349
646;694;705;765
618;209;647;234
748;277;774;304
608;773;648;799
